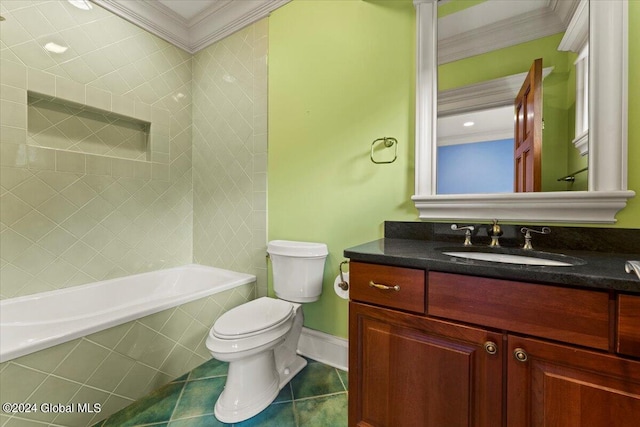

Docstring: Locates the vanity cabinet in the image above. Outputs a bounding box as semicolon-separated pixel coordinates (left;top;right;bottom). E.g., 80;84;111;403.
348;262;640;427
507;335;640;426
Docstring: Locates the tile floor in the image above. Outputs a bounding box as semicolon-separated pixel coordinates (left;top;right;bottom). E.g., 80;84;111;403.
94;357;348;426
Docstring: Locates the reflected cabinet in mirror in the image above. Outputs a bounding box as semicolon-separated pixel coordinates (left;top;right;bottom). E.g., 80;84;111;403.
412;0;634;223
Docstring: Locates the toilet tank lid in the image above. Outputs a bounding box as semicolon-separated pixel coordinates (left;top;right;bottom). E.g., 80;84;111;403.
267;240;328;257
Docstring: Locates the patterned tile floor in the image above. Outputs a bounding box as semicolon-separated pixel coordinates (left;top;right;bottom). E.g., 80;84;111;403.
94;357;348;426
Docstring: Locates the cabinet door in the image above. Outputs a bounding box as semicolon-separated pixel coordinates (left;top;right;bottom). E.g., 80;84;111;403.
349;302;503;427
507;335;640;427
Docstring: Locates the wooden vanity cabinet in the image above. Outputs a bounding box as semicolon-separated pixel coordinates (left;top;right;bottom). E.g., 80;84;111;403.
348;262;640;427
507;335;640;427
349;302;503;427
349;262;502;427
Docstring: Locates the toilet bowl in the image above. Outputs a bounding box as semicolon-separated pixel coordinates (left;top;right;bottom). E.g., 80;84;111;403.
206;297;305;423
206;240;328;423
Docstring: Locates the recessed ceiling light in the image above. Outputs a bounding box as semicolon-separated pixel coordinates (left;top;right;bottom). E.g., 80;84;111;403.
463;121;475;127
44;42;69;54
68;0;93;11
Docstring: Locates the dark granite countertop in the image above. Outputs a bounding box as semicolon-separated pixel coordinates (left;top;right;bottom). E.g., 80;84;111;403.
343;222;640;294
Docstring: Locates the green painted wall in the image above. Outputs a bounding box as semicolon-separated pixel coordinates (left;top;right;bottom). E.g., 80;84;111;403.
268;0;416;338
269;0;640;338
617;0;640;227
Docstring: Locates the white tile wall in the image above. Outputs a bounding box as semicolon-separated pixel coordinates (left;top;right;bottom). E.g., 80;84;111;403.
0;2;268;424
0;0;193;299
192;19;269;296
0;283;255;426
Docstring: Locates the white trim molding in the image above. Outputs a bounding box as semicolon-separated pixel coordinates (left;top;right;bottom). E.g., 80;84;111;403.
437;0;579;64
92;0;290;53
297;327;348;371
439;67;553;116
413;0;634;224
412;191;635;224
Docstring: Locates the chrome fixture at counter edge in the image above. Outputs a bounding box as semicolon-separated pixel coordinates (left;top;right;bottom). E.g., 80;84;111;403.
521;226;551;250
625;261;640;280
451;223;474;246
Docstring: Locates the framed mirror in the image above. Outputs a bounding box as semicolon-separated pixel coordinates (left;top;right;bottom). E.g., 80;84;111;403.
412;0;634;223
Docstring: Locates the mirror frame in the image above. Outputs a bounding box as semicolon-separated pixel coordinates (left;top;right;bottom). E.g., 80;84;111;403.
412;0;634;223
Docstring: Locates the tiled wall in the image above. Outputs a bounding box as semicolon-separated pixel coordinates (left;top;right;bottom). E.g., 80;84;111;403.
0;2;268;425
192;20;269;296
27;94;150;161
0;0;193;299
0;282;255;426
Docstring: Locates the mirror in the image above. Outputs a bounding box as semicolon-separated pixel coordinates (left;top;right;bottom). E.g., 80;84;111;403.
436;0;587;194
412;0;634;223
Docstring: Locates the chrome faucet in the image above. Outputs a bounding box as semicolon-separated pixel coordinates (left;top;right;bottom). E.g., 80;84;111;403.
451;224;474;246
520;227;551;250
488;219;502;247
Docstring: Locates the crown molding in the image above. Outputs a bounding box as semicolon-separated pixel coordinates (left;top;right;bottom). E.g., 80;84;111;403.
558;0;588;52
439;67;553;116
438;0;580;64
91;0;290;54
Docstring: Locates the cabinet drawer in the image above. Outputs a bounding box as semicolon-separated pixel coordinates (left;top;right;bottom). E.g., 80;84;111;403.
617;294;640;358
350;262;426;314
428;272;610;350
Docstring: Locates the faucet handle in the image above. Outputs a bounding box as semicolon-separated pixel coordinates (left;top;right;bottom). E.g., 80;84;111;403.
520;227;551;250
451;224;474;246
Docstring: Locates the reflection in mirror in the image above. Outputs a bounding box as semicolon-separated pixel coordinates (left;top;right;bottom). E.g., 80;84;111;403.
435;0;588;194
412;0;633;223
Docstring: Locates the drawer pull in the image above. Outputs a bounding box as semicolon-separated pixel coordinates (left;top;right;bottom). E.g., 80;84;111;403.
513;348;529;362
369;281;400;292
484;341;498;355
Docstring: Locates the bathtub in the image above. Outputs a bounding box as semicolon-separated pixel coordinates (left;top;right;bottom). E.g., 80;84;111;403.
0;264;256;363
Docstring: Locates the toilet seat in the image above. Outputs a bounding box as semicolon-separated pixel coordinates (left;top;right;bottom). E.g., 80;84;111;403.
213;297;295;339
207;298;299;356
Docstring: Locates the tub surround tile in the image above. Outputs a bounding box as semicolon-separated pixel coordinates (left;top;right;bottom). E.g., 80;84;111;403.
102;381;184;427
1;2;267;426
187;357;228;381
0;284;255;426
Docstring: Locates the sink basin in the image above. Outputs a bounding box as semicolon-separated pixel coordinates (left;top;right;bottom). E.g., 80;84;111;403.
438;247;585;267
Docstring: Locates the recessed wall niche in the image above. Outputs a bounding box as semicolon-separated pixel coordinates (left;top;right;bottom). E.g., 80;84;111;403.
27;92;151;162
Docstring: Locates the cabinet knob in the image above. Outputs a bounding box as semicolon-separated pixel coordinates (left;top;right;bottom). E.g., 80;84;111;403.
513;348;529;362
484;341;498;355
369;281;400;292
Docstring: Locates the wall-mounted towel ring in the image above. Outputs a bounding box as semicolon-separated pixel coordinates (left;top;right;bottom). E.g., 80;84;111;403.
370;137;398;164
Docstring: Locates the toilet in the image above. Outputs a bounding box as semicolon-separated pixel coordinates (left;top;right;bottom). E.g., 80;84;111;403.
205;240;328;423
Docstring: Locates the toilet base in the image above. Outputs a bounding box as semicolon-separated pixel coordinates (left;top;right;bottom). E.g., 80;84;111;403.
278;354;307;389
213;352;307;424
214;350;280;423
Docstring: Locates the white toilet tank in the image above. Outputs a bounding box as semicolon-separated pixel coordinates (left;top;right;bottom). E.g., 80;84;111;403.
267;240;328;303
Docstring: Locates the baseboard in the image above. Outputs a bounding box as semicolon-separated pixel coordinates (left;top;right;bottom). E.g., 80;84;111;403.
297;327;348;371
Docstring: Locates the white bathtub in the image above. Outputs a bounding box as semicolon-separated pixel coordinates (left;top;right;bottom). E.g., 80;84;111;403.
0;264;256;363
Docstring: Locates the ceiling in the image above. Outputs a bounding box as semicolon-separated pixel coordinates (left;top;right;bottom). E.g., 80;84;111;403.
157;0;218;21
91;0;290;53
